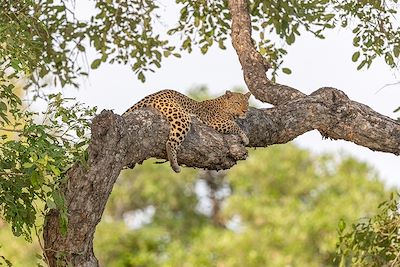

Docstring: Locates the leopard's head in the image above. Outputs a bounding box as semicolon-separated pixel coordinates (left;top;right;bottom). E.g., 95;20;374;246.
222;90;251;119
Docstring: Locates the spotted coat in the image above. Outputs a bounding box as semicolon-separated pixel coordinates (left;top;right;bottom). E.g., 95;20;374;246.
123;89;250;173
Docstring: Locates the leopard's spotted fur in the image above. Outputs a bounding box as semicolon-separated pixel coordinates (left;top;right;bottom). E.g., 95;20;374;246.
123;89;251;173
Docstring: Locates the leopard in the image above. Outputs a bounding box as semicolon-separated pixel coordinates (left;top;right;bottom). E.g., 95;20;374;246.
123;89;251;173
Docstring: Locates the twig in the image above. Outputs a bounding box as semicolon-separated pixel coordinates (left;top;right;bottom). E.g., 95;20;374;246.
34;225;50;267
0;128;23;133
375;81;400;94
391;249;400;267
0;171;24;176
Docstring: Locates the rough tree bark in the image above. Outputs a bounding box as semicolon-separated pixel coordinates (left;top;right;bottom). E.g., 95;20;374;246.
43;0;400;266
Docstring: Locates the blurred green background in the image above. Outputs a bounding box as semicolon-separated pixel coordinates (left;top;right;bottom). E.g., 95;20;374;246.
0;143;391;266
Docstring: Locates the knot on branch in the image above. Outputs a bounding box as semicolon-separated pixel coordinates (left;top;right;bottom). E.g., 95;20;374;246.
311;87;355;120
311;87;349;103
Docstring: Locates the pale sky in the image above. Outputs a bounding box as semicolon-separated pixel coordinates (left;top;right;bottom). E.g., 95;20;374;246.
68;2;400;186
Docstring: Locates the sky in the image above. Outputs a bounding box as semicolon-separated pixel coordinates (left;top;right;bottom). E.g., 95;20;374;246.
68;1;400;186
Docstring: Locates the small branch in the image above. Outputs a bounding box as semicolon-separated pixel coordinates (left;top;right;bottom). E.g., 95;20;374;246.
0;127;23;133
391;250;400;267
0;171;24;176
374;81;400;94
34;225;50;267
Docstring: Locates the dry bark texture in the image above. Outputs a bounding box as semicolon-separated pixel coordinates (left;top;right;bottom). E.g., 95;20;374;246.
43;0;400;266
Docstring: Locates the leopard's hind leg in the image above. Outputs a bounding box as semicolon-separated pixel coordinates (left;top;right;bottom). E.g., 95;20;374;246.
163;108;191;173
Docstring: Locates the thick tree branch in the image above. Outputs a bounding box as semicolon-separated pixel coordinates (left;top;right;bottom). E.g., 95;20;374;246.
241;88;400;154
228;0;304;105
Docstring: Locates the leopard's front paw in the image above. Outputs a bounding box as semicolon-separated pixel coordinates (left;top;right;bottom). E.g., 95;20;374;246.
240;132;249;146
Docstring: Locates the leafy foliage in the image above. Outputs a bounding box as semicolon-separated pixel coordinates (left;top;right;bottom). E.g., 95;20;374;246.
249;0;336;77
0;0;87;89
335;0;400;70
88;0;178;82
0;0;176;86
336;193;400;267
0;92;96;240
168;0;231;54
1;0;399;86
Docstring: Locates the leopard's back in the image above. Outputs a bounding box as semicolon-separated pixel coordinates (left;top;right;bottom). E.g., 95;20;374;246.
123;89;197;116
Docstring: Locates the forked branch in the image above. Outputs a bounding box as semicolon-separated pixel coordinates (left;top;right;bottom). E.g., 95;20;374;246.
228;0;400;154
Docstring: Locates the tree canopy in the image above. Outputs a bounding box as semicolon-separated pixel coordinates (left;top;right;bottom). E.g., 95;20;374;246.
1;0;399;87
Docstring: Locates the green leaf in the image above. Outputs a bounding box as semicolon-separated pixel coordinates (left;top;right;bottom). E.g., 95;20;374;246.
52;191;65;209
91;59;102;69
22;162;33;169
0;112;10;124
352;51;360;62
46;199;57;210
0;102;7;112
394;46;400;58
59;213;68;236
138;72;146;82
30;171;40;187
324;14;335;21
338;219;346;232
163;51;171;57
218;39;226;50
353;36;360;46
286;33;295;45
385;53;394;66
200;45;208;54
357;60;367;70
77;44;85;52
282;68;292;74
50;165;61;176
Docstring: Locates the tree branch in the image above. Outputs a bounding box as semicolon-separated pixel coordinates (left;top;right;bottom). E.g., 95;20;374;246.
241;88;400;154
228;0;304;105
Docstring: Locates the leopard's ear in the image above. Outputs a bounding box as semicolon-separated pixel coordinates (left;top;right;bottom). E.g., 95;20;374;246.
225;90;232;96
245;92;251;98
